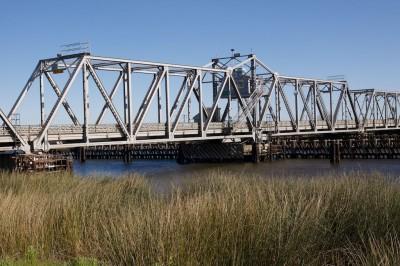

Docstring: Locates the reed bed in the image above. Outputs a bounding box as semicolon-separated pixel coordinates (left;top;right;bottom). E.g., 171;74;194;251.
0;170;399;265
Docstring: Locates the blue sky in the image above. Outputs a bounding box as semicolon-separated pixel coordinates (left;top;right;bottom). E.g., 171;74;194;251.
0;0;399;122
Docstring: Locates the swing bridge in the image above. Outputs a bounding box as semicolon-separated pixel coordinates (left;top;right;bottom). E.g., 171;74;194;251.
0;52;398;158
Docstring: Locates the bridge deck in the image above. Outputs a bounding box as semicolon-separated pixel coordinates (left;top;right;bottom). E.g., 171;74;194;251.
0;52;398;152
0;119;395;151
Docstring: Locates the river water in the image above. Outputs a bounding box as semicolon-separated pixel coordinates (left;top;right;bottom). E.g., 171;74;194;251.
73;159;400;191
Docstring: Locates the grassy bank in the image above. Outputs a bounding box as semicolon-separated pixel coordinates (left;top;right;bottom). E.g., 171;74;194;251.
0;171;400;265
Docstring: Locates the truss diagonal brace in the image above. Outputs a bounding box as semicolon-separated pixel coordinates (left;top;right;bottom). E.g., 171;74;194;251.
298;85;316;129
362;93;374;126
300;88;312;121
0;108;29;150
95;72;124;125
133;69;166;136
375;96;385;120
172;71;200;133
259;77;277;126
277;81;296;130
87;63;130;139
204;75;229;132
332;88;346;128
347;89;359;127
315;90;332;129
170;77;188;118
230;77;254;129
193;86;210;120
33;58;84;149
44;72;80;126
7;62;41;120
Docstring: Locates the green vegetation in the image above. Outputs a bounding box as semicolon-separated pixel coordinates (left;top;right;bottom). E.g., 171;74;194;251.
0;170;400;265
0;245;99;266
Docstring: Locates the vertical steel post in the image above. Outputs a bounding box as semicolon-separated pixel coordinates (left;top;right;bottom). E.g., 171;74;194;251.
187;99;191;123
330;83;333;130
313;81;317;131
295;79;299;132
228;74;232;128
258;94;262;124
384;93;388;128
364;94;367;123
251;56;257;129
344;86;348;129
165;67;171;138
126;63;133;138
157;82;162;123
275;80;280;133
373;92;376;128
396;93;399;127
198;70;205;138
123;67;128;124
82;59;89;143
212;59;217;102
123;73;128;124
39;64;48;148
39;64;45;126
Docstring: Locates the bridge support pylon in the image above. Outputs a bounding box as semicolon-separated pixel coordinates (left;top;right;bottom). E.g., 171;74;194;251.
330;141;341;164
251;142;261;163
79;147;87;163
177;141;245;164
123;145;132;163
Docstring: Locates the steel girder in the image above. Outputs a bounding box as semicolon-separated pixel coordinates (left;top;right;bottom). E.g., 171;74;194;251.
0;52;396;152
211;54;359;136
0;108;29;151
352;89;400;129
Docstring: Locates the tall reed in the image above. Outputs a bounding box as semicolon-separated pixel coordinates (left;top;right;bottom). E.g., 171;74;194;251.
0;171;399;265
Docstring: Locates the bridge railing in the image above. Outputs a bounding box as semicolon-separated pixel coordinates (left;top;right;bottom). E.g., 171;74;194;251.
0;52;397;152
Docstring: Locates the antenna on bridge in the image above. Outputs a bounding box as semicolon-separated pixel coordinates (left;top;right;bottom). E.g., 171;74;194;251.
327;74;347;82
59;42;91;56
10;113;20;126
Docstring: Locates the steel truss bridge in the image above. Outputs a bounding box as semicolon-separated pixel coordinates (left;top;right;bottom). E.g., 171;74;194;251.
0;52;398;153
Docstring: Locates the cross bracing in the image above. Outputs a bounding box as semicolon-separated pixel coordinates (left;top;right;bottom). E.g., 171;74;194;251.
0;52;397;152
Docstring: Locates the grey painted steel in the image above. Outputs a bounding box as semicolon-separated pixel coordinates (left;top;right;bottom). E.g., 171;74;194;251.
95;72;123;125
33;58;84;150
0;52;398;152
82;61;89;143
134;68;166;136
87;62;130;139
0;108;29;150
44;72;80;126
7;62;41;121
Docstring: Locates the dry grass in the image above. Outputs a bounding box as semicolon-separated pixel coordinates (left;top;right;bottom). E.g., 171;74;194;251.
0;170;399;265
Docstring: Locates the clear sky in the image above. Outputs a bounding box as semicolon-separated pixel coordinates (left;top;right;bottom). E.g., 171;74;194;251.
0;0;399;122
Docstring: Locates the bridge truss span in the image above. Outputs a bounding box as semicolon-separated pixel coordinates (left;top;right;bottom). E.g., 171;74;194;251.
0;52;397;152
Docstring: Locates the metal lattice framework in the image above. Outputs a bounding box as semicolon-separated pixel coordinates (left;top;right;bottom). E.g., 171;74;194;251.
352;89;400;129
0;53;397;152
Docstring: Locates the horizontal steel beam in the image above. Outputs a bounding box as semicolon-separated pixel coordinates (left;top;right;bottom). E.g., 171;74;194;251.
1;52;398;153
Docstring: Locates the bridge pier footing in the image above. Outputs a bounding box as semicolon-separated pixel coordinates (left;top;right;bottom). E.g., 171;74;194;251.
177;142;245;164
330;141;341;164
123;145;132;163
252;143;261;163
79;147;86;163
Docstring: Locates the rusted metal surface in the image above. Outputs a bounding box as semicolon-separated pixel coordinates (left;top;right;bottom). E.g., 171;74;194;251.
0;153;72;172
